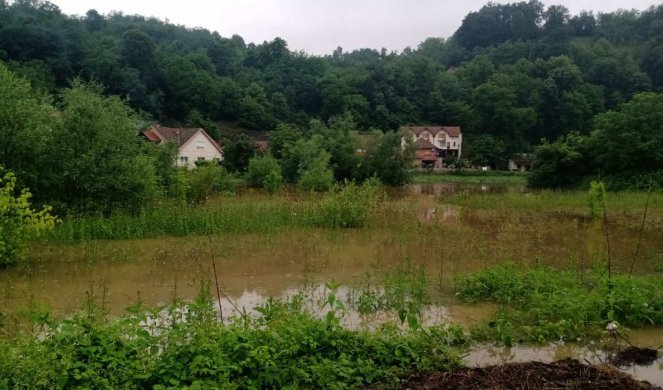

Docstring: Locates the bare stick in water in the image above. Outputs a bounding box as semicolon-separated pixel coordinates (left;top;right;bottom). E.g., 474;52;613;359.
209;235;224;323
629;176;653;278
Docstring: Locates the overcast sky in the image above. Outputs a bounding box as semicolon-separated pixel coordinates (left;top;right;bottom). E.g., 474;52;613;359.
51;0;658;55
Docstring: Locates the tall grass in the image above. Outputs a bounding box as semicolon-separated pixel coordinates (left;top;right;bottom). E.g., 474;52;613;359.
48;182;388;242
50;199;306;241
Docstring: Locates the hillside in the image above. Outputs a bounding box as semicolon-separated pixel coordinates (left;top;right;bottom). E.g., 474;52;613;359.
1;0;662;161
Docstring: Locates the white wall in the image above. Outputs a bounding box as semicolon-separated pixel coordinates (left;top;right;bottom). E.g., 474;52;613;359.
176;131;223;168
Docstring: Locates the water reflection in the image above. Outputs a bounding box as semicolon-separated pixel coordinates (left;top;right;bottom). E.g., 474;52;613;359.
465;330;663;387
405;183;530;197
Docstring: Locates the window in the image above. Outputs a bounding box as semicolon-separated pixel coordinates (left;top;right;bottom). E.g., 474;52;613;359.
196;140;205;149
197;157;205;161
179;156;189;164
453;142;456;147
421;133;430;141
446;142;450;148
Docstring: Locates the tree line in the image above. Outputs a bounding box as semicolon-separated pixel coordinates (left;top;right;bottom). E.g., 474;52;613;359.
1;1;662;157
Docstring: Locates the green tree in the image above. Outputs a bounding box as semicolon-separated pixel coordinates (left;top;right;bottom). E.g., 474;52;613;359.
298;153;334;192
590;92;663;174
0;171;57;266
528;132;590;188
268;124;303;159
359;131;412;186
51;81;160;214
221;133;257;173
466;134;508;168
246;155;282;191
0;63;52;194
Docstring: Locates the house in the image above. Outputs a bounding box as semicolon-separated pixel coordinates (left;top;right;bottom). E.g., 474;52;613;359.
143;125;223;168
508;153;535;172
400;126;463;168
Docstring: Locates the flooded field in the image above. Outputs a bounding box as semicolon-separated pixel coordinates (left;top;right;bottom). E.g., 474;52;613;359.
1;183;662;383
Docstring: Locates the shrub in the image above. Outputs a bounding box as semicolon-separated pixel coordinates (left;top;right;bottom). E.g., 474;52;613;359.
0;172;57;266
246;155;282;192
184;166;236;204
314;180;383;228
298;154;334;192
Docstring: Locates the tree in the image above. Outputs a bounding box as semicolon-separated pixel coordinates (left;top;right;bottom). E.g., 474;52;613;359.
298;153;334;192
466;134;508;168
590;92;663;174
268;124;303;159
0;171;57;266
246;155;282;192
359;131;412;186
0;63;53;194
528;132;590;188
221;133;257;173
51;81;160;214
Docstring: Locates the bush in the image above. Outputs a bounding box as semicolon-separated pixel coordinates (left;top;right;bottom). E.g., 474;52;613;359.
0;298;459;388
298;155;334;192
246;155;282;192
184;166;236;204
314;180;383;228
0;172;57;266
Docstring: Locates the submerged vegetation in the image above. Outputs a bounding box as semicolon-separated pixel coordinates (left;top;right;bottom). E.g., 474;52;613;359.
458;264;663;344
0;292;460;389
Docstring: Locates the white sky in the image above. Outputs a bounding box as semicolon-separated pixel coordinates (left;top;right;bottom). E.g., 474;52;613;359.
51;0;658;55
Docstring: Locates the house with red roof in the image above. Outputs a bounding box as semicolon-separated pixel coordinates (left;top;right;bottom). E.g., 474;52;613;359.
143;125;223;168
400;126;463;168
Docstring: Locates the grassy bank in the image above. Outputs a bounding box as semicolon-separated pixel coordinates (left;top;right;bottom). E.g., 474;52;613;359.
412;171;528;185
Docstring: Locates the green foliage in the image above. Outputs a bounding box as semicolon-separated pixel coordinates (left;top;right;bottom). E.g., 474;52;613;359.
359;131;413;186
313;180;383;228
531;93;663;190
466;134;508;168
528;132;590;188
0;62;53;195
458;264;663;344
185;108;220;140
587;180;605;219
267;124;303;159
263;170;283;194
298;154;334;192
590;92;663;175
184;166;236;204
246;155;282;192
0;298;459;388
221;133;257;173
0;172;57;266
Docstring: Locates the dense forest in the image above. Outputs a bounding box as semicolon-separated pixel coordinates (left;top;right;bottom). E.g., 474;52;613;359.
1;0;662;195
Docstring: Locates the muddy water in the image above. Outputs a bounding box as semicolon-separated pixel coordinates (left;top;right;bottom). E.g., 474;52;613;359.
466;328;663;386
1;184;662;380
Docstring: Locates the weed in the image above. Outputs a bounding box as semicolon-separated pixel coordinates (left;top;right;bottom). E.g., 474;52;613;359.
0;295;460;388
458;264;663;344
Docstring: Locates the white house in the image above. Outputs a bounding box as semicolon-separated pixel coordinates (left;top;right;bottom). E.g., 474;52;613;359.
143;125;223;168
400;126;463;168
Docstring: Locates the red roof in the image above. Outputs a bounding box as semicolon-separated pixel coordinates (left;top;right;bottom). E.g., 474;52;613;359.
402;126;461;137
143;125;223;155
144;125;203;147
414;138;437;149
416;148;438;162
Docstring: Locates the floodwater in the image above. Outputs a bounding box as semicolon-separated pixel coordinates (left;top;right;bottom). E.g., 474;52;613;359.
465;328;663;386
1;182;662;382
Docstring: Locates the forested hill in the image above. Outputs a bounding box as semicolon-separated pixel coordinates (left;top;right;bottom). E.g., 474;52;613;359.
1;0;662;155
